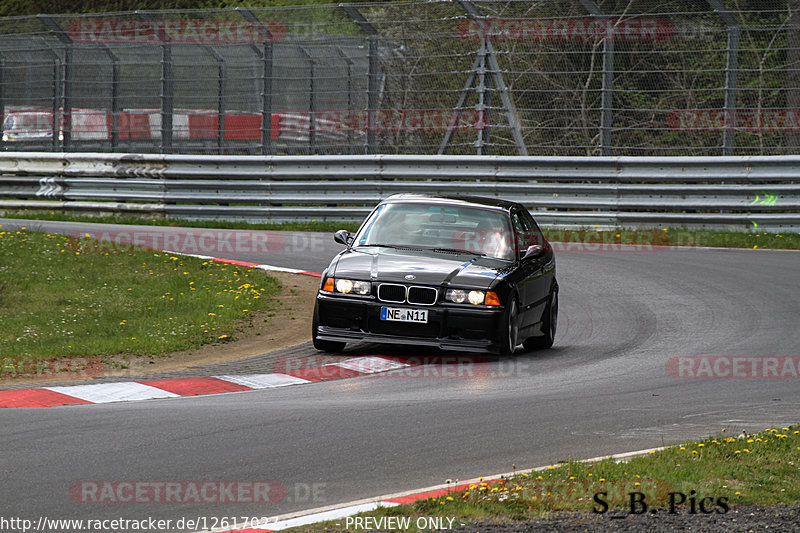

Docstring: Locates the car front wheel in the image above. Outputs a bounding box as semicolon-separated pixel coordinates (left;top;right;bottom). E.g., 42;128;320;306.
499;294;519;357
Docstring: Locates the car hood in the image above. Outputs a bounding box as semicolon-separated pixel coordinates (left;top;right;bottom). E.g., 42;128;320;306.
332;247;511;289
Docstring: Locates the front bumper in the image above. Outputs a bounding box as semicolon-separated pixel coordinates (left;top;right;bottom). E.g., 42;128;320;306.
315;293;505;354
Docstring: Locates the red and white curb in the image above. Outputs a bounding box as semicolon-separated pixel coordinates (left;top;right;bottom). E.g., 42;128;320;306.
0;356;409;409
163;250;322;277
205;447;667;533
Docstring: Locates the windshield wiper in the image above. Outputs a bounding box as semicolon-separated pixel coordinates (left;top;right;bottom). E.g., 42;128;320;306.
430;247;481;255
359;244;424;250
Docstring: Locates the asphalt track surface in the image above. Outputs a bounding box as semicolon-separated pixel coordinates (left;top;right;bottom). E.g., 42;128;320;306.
1;218;799;529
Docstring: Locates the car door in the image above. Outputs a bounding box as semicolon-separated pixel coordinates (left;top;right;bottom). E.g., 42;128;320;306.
511;209;552;332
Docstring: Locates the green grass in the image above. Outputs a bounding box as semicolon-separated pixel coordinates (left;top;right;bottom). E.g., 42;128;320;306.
0;227;281;376
1;210;362;234
2;211;799;249
293;426;800;532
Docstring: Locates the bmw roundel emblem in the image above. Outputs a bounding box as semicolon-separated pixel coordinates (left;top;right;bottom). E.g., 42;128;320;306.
404;274;416;280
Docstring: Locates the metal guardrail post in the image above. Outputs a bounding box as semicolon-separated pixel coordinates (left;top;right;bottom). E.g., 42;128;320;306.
237;7;274;155
708;0;740;156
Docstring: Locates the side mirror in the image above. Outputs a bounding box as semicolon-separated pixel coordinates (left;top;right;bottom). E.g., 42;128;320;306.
334;229;352;247
523;244;544;259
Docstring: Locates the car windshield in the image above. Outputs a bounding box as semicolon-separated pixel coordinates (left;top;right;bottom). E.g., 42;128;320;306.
354;202;514;261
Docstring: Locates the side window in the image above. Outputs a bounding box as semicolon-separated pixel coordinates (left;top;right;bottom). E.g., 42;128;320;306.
522;209;545;248
510;211;534;253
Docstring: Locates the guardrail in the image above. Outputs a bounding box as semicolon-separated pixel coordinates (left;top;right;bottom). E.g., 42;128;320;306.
1;152;799;230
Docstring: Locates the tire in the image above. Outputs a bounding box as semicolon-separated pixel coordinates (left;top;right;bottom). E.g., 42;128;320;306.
498;294;520;357
312;300;346;353
523;287;558;351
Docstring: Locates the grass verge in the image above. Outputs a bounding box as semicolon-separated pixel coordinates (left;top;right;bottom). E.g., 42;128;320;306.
0;210;362;233
293;425;800;532
0;226;281;377
2;211;799;249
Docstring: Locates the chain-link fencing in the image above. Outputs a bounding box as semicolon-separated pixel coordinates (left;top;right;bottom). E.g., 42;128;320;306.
1;0;799;156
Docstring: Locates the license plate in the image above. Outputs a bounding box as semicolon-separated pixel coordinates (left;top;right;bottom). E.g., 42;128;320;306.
380;307;428;323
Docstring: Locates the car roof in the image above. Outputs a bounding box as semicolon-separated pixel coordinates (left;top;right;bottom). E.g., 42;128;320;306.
380;193;520;212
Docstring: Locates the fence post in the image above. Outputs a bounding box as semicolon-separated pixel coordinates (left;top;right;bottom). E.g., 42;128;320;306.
38;16;73;151
161;43;174;153
476;38;488;155
334;46;355;153
341;5;379;154
137;12;174;154
37;38;62;151
237;7;274;155
0;53;4;152
218;58;226;154
99;45;121;152
707;0;740;156
300;47;316;154
578;0;613;156
198;44;226;155
53;59;60;151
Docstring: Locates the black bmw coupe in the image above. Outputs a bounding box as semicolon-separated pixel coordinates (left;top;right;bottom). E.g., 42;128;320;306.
312;194;558;356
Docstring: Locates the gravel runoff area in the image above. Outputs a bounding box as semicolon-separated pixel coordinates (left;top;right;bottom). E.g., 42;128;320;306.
445;504;800;532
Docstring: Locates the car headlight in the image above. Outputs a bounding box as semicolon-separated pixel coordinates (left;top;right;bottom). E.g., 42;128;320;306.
334;278;371;295
445;289;500;305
